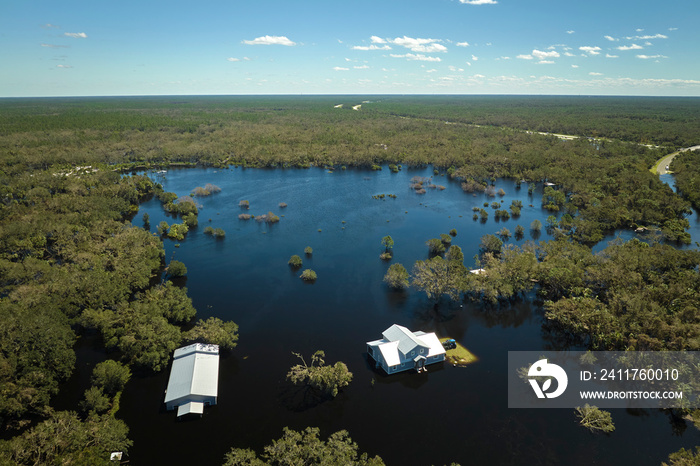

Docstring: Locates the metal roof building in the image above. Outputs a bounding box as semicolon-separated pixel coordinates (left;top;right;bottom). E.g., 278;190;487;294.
164;343;219;417
366;324;446;374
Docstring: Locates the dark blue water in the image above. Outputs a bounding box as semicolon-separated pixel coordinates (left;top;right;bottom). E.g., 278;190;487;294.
104;167;700;465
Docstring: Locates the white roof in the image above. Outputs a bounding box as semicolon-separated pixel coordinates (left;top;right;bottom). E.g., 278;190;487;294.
177;401;204;417
367;325;445;366
165;344;219;404
413;332;446;357
382;324;429;356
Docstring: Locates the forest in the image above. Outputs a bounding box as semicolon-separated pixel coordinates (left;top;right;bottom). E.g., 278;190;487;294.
0;95;699;464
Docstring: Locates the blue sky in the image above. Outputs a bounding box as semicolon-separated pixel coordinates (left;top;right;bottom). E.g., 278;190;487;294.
1;0;699;96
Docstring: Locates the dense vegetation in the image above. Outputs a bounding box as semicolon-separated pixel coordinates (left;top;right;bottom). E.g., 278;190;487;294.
222;427;384;466
671;149;700;210
0;95;698;464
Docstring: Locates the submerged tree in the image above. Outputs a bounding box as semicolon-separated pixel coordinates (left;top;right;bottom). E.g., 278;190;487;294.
222;427;384;466
411;256;462;301
184;317;239;351
381;235;394;252
575;404;615;433
287;351;353;398
383;263;409;289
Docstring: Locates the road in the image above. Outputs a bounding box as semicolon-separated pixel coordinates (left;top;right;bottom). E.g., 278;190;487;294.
655;145;700;175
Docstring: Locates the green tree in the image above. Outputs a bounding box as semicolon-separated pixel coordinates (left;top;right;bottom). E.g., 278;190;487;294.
426;238;446;255
411;256;462;301
288;254;303;268
91;360;131;397
300;269;317;281
184;317;239;350
0;410;132;466
167;259;187;277
383;263;409;289
304;246;313;255
663;447;700;466
575;404;615;433
479;234;503;257
222;427;384;466
80;386;111;415
531;219;542;232
287;351;353;397
381;235;394;252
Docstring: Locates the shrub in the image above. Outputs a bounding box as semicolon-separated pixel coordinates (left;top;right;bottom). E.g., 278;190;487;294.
167;223;189;241
256;211;280;223
167;260;187;277
300;269;317;281
279;202;287;208
288;255;303;268
498;227;511;240
449;228;457;237
473;213;479;220
213;228;226;237
479;208;489;220
182;212;198;227
239;200;250;209
238;213;251;220
440;233;452;245
379;252;392;260
531;219;542;232
304;246;313;255
497;188;506;196
157;221;169;235
514;224;525;239
204;226;214;235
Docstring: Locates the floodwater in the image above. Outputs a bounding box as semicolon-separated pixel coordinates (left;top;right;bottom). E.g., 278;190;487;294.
70;166;700;465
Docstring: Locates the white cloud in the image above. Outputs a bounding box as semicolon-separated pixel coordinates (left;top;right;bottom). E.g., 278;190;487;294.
538;60;555;64
352;44;391;51
473;74;486;78
606;54;619;58
636;28;644;32
56;64;72;68
354;65;370;69
517;54;534;60
456;42;470;47
617;43;643;51
426;69;438;73
563;52;575;57
41;23;59;29
604;35;618;42
566;30;575;34
460;0;497;4
332;66;349;71
370;36;386;44
532;49;560;60
390;53;441;62
41;43;69;48
471;54;478;61
227;57;240;62
448;65;465;72
243;35;296;46
637;54;668;59
669;27;678;31
571;65;579;68
500;56;510;60
389;36;447;53
579;46;601;55
628;33;668;40
589;72;603;76
64;32;87;39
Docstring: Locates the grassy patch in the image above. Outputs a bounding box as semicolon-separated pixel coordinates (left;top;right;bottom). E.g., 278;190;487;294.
440;338;478;366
